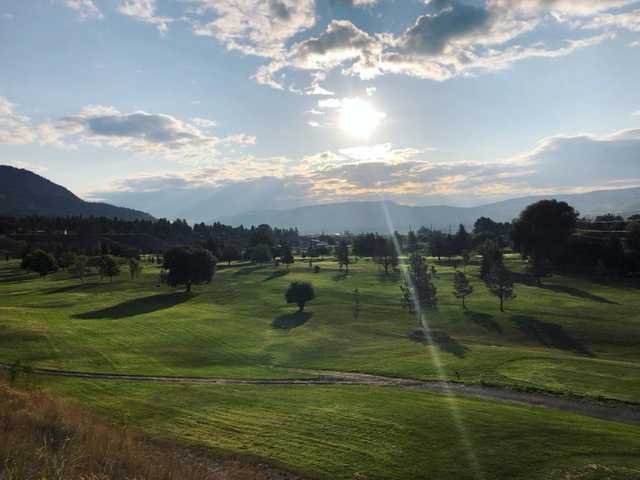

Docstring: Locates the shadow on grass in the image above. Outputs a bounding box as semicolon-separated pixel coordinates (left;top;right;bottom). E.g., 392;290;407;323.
409;329;468;358
332;272;349;281
45;282;102;295
0;272;34;283
466;311;503;334
0;326;42;344
73;292;194;320
264;270;289;282
233;265;265;276
511;271;617;304
272;311;312;330
511;315;592;356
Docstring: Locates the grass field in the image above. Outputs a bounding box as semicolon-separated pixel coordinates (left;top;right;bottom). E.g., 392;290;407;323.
1;256;640;478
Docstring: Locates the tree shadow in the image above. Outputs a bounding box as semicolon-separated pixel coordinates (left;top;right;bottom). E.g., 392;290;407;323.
332;272;349;281
511;271;616;304
511;315;593;356
45;282;102;295
272;311;313;330
0;272;34;283
233;266;265;276
409;329;468;358
264;270;289;282
72;292;194;320
466;311;503;334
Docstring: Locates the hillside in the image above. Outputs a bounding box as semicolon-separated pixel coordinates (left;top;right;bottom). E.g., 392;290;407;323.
0;166;153;221
217;187;640;233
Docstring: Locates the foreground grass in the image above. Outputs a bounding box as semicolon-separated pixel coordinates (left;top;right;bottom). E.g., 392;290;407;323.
0;378;299;480
29;376;640;480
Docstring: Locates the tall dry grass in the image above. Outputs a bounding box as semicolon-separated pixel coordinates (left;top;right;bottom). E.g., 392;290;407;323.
0;380;299;480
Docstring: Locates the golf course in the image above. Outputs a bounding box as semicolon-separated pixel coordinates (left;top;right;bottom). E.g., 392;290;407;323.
1;255;639;479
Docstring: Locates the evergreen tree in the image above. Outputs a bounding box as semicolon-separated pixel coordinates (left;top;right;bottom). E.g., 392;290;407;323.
452;271;473;309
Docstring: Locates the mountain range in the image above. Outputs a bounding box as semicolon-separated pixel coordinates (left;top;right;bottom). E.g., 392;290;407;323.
0;165;153;221
218;188;640;233
2;165;639;232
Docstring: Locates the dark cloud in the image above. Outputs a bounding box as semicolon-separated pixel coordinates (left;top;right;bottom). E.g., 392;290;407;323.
402;1;491;56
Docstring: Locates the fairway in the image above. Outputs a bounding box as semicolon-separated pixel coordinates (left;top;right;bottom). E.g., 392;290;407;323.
1;257;640;479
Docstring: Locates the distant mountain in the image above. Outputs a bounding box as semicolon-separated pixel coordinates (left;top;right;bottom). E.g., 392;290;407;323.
217;187;640;233
0;165;153;221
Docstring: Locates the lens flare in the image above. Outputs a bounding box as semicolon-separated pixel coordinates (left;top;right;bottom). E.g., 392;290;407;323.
380;202;485;480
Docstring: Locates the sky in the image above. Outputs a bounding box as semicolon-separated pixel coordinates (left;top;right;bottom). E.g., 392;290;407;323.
1;0;640;220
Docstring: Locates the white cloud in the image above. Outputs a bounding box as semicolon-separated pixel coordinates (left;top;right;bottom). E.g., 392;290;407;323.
187;0;316;57
117;0;172;34
0;97;38;145
63;0;103;20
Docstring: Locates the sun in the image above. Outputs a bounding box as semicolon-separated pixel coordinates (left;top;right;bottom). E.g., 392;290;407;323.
339;98;385;139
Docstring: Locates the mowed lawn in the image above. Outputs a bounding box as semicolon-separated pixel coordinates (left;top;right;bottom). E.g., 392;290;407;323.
1;257;639;400
2;257;640;479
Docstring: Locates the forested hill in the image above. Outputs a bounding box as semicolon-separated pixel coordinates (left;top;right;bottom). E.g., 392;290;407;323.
0;166;153;221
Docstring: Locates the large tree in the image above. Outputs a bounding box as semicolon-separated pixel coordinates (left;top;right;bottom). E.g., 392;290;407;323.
400;253;437;329
21;249;57;277
374;238;398;274
511;200;578;284
479;239;503;281
99;255;120;283
285;281;315;312
486;263;515;312
163;246;217;292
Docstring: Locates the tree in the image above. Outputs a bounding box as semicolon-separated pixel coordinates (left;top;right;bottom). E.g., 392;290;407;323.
56;251;77;271
72;255;88;282
249;224;275;248
374;238;398;274
453;224;472;255
400;253;437;329
248;244;272;264
406;230;418;254
99;255;120;283
128;257;143;279
285;281;315;312
511;200;578;284
336;239;350;273
479;239;503;281
220;244;242;265
486;263;515;312
280;242;294;270
461;250;471;270
163;246;217;292
452;271;473;309
21;249;57;277
627;221;640;253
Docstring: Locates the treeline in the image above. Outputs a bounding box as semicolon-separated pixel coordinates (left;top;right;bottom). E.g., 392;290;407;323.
0;215;301;260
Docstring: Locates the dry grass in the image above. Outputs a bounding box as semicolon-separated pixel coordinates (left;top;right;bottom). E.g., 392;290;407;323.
0;379;301;480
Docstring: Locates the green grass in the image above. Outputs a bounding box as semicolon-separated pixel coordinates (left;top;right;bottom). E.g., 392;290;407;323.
29;377;640;480
2;256;640;478
1;257;639;400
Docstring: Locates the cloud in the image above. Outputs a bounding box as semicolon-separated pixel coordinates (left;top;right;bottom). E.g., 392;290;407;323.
187;0;316;57
117;0;172;34
63;0;103;20
0;98;253;163
255;0;633;89
90;124;640;219
0;97;38;145
582;9;640;32
54;106;254;161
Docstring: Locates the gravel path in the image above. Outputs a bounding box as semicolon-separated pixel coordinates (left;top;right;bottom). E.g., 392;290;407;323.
2;363;639;426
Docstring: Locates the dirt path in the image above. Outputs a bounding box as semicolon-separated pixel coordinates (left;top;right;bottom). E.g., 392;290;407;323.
2;363;639;426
